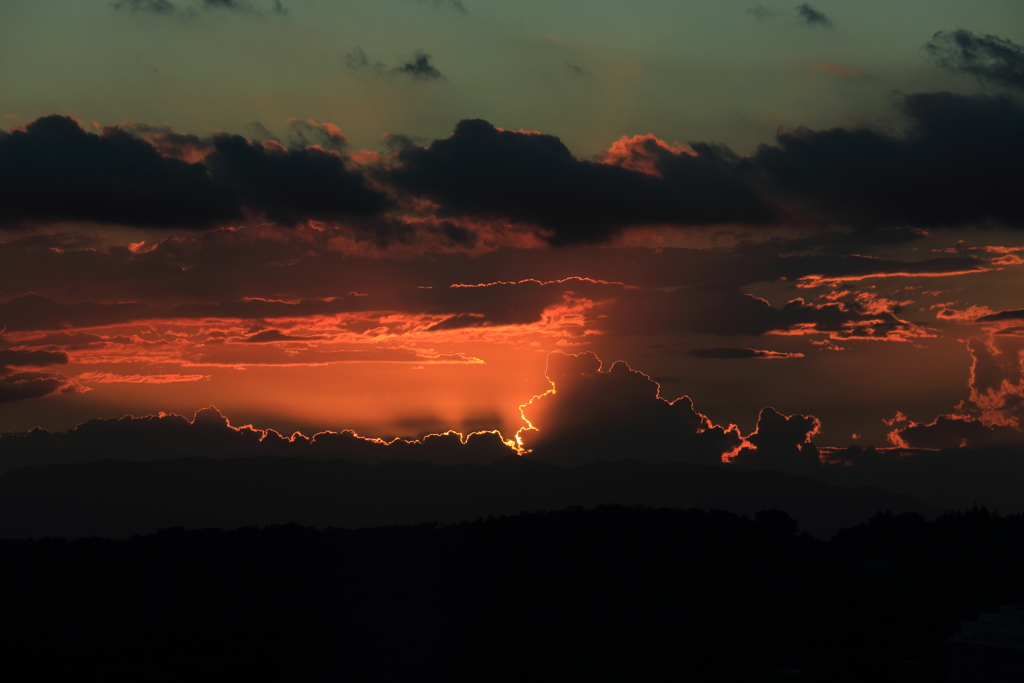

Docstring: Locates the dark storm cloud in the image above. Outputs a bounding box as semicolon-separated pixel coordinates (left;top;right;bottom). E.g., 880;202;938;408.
389;119;776;244
687;348;803;359
392;51;445;80
753;92;1024;230
925;30;1024;91
0;115;236;228
204;133;386;224
795;3;832;27
519;351;743;466
0;115;386;229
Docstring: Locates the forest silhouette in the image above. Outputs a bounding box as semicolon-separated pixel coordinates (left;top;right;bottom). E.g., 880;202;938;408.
1;504;1022;681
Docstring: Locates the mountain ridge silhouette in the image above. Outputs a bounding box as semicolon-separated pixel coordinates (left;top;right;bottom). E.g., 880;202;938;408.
0;454;938;539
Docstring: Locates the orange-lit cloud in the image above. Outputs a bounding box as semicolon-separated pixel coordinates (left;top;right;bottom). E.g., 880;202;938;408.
76;372;210;384
599;134;695;176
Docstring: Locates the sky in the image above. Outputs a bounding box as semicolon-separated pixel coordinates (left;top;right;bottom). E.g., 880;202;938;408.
2;0;1024;469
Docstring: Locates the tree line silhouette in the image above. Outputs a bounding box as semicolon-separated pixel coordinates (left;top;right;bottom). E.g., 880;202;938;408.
1;504;1021;681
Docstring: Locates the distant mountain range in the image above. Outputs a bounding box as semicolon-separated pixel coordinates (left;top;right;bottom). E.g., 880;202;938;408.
0;455;937;539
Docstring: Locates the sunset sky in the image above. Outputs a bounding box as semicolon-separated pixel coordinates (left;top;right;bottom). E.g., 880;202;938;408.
2;0;1024;457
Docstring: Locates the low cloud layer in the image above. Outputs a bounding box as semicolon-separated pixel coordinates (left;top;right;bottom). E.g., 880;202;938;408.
2;74;1021;240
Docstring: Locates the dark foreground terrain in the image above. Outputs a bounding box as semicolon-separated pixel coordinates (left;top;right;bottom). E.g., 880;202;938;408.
0;455;937;539
1;505;1022;681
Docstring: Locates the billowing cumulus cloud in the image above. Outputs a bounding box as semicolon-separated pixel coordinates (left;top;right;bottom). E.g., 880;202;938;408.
0;116;236;228
389;119;776;244
889;336;1024;448
926;30;1024;91
0;406;514;472
203;133;386;224
0;116;386;230
729;407;821;473
518;351;744;465
5;89;1021;243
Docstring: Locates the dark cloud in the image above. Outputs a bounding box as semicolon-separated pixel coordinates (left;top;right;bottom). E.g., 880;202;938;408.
0;346;79;403
795;3;832;27
389;119;776;244
205;133;386;224
889;414;1021;449
409;0;467;13
731;407;821;473
519;351;743;466
926;30;1024;91
0;116;236;228
113;0;287;18
112;0;178;14
0;406;514;472
753;92;1024;230
605;287;926;341
688;348;804;359
345;48;445;81
0;116;386;229
0;349;69;372
392;51;445;80
976;308;1024;323
242;329;311;343
0;371;83;404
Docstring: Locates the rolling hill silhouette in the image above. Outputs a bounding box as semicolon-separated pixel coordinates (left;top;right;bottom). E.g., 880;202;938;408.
0;454;937;539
